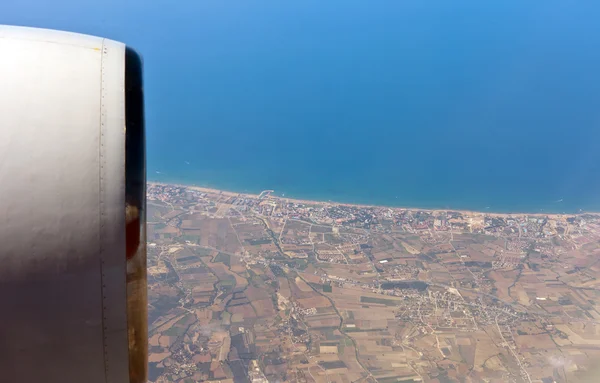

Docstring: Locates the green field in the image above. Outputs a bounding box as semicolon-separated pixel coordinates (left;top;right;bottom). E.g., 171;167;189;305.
174;314;195;327
377;377;416;383
309;283;333;293
163;326;187;337
319;361;346;370
360;296;401;306
247;238;272;245
193;247;214;256
214;252;231;266
221;311;231;325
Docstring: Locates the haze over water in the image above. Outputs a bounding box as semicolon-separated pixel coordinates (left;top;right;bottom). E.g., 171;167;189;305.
5;1;600;213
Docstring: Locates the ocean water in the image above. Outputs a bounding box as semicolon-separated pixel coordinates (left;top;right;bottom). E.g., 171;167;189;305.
4;1;600;213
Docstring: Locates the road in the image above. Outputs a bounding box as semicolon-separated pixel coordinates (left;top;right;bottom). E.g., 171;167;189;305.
495;314;532;383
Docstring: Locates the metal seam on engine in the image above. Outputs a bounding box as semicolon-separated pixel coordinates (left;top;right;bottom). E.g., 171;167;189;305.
99;38;110;383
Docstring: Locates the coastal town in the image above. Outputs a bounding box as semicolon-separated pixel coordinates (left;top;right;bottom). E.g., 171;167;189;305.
146;183;600;383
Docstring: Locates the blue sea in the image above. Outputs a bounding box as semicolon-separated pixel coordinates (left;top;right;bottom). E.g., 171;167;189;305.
5;1;600;213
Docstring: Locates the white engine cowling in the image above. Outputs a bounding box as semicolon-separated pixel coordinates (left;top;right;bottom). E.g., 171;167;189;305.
0;25;147;383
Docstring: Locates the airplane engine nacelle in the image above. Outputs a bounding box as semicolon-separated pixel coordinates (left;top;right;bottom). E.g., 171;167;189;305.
0;26;147;383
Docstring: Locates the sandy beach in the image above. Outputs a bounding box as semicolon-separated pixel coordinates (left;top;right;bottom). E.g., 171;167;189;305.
148;182;585;219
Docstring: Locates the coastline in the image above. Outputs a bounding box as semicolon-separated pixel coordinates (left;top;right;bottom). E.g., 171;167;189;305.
147;181;594;218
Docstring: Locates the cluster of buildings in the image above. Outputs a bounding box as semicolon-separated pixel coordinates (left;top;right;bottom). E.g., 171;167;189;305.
395;288;528;333
147;184;597;245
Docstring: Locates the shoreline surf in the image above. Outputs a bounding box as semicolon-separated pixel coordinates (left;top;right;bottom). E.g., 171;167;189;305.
148;180;597;217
